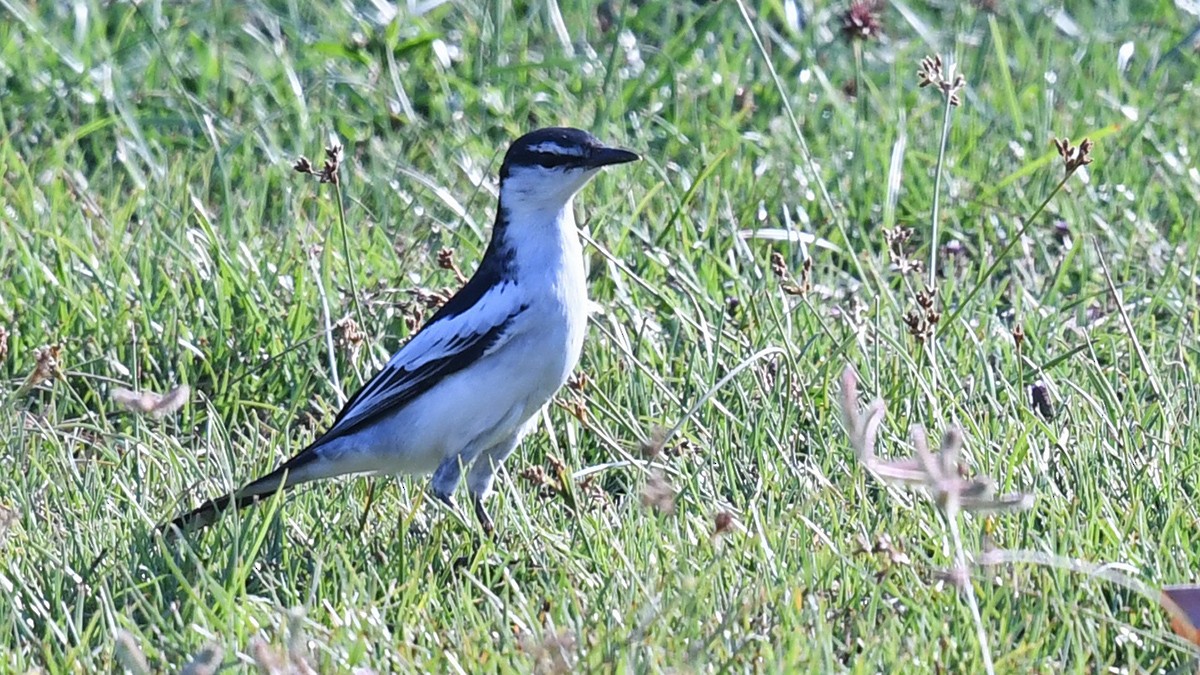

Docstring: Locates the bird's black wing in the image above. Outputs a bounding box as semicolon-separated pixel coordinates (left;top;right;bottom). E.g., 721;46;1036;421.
164;280;529;532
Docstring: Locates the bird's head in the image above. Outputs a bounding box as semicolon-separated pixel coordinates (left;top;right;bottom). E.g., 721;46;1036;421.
498;127;639;210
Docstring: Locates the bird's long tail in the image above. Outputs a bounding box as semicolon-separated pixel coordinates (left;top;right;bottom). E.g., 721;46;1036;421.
162;449;323;533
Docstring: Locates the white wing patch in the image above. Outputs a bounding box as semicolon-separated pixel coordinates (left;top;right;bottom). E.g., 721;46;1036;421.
315;282;525;442
386;281;519;370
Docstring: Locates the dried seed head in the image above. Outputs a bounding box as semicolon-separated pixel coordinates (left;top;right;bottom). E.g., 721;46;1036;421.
518;465;549;485
519;465;563;499
733;85;756;114
843;366;1035;518
437;247;468;285
576;474;610;507
23;344;63;391
903;310;935;341
1012;323;1025;349
563;397;588;424
294;142;345;185
770;250;789;280
864;533;913;568
917;55;942;88
597;1;615;33
840;1;884;42
410;287;450;310
917;54;966;105
713;510;736;538
1030;380;1054;420
641;471;676;515
1053;136;1094;174
639;425;668;459
566;371;588;392
770;251;811;296
321;143;343;185
916;287;937;311
334;317;366;352
883;226;913;258
522;628;577;675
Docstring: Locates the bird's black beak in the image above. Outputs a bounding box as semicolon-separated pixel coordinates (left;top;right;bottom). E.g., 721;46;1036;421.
587;145;641;168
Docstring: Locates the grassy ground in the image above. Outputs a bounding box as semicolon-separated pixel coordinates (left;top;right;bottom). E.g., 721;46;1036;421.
2;0;1199;671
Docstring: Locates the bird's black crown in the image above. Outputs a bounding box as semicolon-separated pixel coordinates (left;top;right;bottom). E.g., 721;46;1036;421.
499;127;639;179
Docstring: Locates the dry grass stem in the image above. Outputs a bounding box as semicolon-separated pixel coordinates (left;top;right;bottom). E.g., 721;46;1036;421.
113;631;151;675
839;367;1033;515
111;384;190;418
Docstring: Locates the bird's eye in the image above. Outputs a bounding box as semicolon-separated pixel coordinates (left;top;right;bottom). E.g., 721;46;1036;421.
522;141;589;169
531;152;585;169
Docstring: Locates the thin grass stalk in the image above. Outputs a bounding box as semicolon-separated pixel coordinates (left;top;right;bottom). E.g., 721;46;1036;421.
929;86;955;291
733;0;868;286
310;251;343;401
924;92;956;398
944;498;996;675
332;182;366;334
853;42;867;179
980;548;1200;656
944;172;1071;328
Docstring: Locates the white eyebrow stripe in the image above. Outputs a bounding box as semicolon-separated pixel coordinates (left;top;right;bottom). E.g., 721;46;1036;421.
527;141;586;156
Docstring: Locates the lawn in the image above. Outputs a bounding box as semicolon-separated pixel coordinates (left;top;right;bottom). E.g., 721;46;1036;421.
2;0;1200;671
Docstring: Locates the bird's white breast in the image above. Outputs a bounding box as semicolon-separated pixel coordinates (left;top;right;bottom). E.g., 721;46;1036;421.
507;203;588;401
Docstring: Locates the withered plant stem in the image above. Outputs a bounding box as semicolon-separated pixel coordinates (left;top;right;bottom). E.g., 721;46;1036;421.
332;174;367;337
929;80;955;292
945;171;1072;328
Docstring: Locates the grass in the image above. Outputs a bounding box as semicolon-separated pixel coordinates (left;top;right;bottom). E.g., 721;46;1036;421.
2;0;1200;671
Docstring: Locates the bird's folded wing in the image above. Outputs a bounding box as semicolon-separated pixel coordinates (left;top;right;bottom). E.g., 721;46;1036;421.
313;286;529;450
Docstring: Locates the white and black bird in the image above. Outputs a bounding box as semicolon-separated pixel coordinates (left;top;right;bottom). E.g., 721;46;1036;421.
168;127;639;534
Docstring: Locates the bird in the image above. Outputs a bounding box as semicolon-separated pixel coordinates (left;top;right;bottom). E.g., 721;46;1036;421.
167;127;639;534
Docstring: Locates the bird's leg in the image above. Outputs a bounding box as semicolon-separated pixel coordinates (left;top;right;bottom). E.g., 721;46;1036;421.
356;479;377;538
464;431;524;535
471;494;495;535
430;456;463;510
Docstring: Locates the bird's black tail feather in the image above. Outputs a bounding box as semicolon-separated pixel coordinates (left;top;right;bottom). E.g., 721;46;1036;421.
161;449;321;534
162;488;276;533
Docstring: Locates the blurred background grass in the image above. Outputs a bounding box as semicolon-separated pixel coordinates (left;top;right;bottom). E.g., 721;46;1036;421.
1;0;1199;671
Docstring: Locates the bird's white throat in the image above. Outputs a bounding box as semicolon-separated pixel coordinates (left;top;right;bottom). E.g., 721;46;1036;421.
496;166;598;284
497;196;584;289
